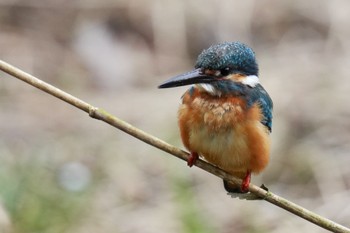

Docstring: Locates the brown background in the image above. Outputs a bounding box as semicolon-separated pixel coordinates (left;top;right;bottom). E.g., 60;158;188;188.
0;0;349;232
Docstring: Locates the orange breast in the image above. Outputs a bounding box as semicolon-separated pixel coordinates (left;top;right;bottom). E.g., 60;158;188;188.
178;87;270;178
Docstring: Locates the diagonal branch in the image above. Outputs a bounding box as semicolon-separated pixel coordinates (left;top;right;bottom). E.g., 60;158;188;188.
0;60;349;233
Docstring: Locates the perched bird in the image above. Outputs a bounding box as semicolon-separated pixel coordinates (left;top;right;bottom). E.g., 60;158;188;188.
158;42;273;193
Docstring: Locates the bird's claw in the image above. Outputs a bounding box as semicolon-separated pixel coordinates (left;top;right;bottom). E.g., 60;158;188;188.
187;152;199;167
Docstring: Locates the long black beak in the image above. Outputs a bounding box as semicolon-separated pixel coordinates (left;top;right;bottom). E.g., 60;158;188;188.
158;68;215;88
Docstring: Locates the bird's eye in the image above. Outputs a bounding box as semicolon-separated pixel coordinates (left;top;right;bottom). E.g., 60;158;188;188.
220;67;231;76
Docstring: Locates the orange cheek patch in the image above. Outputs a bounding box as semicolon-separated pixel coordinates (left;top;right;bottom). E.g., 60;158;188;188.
204;69;220;76
226;73;246;82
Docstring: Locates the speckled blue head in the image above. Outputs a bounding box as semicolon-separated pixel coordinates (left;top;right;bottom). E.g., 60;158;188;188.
195;42;258;76
158;42;260;89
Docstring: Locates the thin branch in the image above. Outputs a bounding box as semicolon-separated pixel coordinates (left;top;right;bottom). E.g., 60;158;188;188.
0;60;349;233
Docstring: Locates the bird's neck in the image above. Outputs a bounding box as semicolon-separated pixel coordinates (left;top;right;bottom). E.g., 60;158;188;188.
196;75;259;97
196;81;246;97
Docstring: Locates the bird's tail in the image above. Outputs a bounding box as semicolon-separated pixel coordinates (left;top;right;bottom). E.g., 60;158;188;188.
223;180;243;193
223;171;248;193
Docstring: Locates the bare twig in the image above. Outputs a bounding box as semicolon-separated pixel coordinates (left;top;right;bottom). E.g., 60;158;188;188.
0;60;349;233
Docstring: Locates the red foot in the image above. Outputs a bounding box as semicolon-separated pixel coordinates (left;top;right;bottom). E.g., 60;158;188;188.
241;170;251;193
187;152;199;167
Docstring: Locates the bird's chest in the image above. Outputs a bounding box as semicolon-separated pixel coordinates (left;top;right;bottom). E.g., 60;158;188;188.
182;96;252;162
189;96;247;131
178;90;269;173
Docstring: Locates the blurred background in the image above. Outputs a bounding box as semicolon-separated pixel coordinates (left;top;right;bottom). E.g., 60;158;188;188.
0;0;350;232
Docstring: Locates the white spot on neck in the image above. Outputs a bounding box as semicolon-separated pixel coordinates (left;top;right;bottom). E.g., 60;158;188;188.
196;84;222;97
242;75;259;87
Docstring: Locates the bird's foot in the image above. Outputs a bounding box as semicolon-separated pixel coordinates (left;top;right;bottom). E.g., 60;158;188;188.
241;170;251;193
187;152;199;167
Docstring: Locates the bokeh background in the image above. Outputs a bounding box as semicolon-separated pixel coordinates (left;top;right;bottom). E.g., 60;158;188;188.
1;0;350;232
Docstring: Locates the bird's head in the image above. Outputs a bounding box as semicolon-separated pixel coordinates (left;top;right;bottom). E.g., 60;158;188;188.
158;42;260;96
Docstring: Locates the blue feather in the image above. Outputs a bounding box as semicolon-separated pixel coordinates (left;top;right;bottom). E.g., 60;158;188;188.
248;84;273;132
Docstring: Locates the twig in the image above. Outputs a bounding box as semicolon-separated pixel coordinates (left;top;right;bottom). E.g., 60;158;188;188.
0;60;349;233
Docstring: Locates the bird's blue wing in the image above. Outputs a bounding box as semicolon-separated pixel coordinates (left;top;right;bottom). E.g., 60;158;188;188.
247;84;273;132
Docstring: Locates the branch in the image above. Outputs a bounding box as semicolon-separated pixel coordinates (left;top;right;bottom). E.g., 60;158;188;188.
0;60;349;233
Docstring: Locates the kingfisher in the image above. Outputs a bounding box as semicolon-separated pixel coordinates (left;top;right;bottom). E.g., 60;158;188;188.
158;42;273;193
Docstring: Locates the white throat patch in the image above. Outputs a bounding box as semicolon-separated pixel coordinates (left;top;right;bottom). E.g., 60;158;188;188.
197;84;222;96
242;75;259;87
196;75;259;96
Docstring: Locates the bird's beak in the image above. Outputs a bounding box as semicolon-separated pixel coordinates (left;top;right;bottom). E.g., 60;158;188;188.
158;68;215;88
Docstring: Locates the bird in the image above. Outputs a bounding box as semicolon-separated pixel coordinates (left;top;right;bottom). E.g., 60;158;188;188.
158;42;273;193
